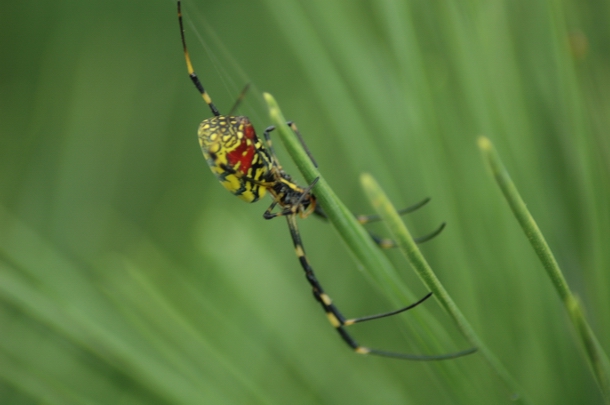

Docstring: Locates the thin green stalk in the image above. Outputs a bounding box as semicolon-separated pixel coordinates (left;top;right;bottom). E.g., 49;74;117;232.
360;172;529;404
263;93;461;357
264;93;529;402
263;93;413;303
478;136;610;403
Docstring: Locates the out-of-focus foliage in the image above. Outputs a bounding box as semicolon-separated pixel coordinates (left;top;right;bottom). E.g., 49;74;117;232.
1;0;609;403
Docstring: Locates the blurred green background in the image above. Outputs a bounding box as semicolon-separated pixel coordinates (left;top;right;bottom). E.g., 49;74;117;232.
1;0;609;403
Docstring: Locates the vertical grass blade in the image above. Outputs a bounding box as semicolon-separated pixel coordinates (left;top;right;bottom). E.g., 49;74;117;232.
360;172;529;404
478;136;610;403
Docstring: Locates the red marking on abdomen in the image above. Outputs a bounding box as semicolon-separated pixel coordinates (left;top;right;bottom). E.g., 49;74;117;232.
243;121;256;140
227;140;256;173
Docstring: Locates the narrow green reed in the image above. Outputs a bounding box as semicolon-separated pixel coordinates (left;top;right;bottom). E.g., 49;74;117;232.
478;136;610;404
264;93;465;358
265;93;529;402
263;93;413;301
360;172;530;404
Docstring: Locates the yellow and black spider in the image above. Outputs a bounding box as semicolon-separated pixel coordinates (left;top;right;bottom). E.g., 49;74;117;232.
178;1;475;361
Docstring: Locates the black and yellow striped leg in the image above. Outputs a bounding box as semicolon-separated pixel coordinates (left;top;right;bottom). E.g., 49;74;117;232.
178;2;221;117
285;214;477;360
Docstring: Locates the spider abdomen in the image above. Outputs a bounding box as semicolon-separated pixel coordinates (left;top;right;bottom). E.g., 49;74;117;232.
198;115;272;202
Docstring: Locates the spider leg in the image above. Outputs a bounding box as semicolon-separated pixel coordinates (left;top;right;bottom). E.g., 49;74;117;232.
178;1;220;117
264;120;440;230
227;83;251;116
285;121;318;168
285;214;476;360
313;197;431;223
313;201;445;248
261;126;282;170
263;177;320;220
355;197;431;224
369;222;447;248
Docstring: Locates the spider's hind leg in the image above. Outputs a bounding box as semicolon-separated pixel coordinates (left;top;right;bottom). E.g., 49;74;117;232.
285;214;476;360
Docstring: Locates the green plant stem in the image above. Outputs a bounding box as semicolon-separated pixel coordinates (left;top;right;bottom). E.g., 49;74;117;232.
360;172;529;404
263;93;413;303
478;136;610;404
264;93;465;359
264;93;529;403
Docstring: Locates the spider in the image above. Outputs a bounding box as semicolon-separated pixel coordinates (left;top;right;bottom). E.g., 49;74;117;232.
177;1;475;360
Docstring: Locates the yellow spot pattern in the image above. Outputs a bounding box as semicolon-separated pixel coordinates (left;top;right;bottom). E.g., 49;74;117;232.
326;312;341;328
198;115;271;202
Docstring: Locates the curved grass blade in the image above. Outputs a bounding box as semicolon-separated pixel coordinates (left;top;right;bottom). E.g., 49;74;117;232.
478;136;610;404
